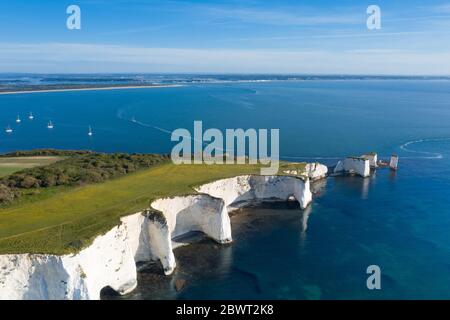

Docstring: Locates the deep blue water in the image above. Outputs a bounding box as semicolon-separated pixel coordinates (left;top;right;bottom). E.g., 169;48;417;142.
1;80;450;299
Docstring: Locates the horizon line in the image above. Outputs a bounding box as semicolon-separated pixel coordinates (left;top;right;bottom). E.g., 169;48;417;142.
1;72;450;77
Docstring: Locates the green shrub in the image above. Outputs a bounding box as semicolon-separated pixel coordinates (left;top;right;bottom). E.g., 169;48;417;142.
0;184;14;203
0;150;170;204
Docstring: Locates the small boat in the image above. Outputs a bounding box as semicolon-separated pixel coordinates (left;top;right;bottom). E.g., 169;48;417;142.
5;126;12;133
28;112;34;120
16;115;21;123
47;121;54;129
131;116;137;123
88;126;93;136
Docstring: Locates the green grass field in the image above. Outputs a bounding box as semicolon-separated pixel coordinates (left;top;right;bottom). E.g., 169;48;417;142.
0;156;62;177
0;162;264;255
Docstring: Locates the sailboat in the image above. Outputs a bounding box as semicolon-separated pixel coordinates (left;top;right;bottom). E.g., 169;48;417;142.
5;126;12;133
16;115;21;123
47;121;54;129
88;126;93;136
28;112;34;120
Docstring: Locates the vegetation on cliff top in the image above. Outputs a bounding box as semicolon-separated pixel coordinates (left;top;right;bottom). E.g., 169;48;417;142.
0;150;264;255
0;149;310;255
0;149;170;204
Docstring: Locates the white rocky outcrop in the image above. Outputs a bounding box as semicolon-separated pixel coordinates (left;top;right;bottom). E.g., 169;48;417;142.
390;155;398;170
148;175;312;274
148;194;231;275
280;163;328;181
0;173;314;300
305;163;328;180
195;175;312;210
361;153;378;168
334;157;370;177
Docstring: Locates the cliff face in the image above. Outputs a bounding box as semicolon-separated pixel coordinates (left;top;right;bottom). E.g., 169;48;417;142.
0;222;138;300
334;157;370;177
361;153;378;168
0;174;314;300
148;194;231;275
195;175;311;210
305;163;328;180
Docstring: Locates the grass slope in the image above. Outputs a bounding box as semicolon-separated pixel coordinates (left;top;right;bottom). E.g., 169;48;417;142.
0;162;262;255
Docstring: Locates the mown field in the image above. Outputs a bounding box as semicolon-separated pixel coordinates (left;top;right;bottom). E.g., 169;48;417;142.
0;162;262;255
0;156;62;177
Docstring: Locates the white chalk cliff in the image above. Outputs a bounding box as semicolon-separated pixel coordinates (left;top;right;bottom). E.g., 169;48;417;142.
305;163;328;180
361;153;378;168
281;163;328;181
0;173;315;300
334;157;370;177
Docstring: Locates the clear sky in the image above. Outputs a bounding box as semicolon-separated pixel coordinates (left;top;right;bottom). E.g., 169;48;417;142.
1;0;450;74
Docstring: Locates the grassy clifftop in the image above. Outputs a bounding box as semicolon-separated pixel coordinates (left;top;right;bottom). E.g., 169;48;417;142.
0;150;312;255
0;161;262;255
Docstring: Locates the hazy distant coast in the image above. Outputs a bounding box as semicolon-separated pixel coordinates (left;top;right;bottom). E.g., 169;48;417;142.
0;83;181;95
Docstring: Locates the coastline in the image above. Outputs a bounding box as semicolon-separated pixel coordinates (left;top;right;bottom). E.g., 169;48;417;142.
0;84;182;95
0;173;315;299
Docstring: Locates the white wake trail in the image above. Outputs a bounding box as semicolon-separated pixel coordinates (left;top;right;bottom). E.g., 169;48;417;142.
118;111;227;151
399;138;450;159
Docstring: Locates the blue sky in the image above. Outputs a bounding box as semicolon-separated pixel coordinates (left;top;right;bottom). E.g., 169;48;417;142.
1;0;450;74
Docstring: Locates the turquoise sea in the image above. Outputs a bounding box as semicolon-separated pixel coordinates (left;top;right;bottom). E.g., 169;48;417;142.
1;80;450;299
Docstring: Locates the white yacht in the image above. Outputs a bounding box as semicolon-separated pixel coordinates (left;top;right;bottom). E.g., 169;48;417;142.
47;121;54;129
28;112;34;120
88;126;93;136
5;126;12;133
16;115;21;123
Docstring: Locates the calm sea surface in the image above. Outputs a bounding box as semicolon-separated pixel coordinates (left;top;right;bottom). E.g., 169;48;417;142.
1;80;450;299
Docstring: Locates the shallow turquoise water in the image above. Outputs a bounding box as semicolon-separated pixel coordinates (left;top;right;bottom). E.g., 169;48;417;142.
2;80;450;299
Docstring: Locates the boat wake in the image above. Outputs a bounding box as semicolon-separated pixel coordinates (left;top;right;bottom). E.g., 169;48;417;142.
117;108;448;162
399;138;450;159
116;108;172;135
117;109;224;151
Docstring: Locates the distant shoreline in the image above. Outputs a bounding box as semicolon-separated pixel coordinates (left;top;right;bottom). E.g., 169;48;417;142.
0;84;182;95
